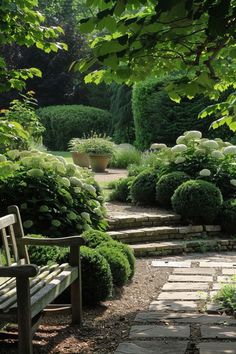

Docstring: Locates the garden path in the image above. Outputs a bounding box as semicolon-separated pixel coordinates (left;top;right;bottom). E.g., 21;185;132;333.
115;255;236;354
93;168;127;183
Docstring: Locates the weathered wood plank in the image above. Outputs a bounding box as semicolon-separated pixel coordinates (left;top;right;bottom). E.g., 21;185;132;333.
70;246;82;325
19;235;86;247
0;214;16;230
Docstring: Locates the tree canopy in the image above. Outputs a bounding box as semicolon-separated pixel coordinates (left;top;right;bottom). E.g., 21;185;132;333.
77;0;236;130
0;0;67;92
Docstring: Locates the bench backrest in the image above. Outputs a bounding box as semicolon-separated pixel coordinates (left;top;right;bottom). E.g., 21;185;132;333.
0;205;29;266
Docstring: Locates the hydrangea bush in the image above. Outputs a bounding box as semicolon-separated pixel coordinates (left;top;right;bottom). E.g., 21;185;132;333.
0;150;106;236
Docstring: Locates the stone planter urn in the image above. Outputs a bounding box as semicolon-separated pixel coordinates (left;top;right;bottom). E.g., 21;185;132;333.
71;151;90;168
89;154;111;172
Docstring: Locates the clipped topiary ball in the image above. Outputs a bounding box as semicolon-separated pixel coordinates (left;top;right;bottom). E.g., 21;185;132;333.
81;229;112;248
56;246;113;306
109;177;134;202
171;179;223;224
219;199;236;234
130;169;157;205
156;172;190;208
96;245;131;287
99;240;135;279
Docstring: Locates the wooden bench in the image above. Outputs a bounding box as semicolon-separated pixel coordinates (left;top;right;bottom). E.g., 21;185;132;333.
0;205;85;354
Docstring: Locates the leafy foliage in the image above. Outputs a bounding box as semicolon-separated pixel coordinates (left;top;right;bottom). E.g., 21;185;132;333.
219;199;236;234
77;1;236;131
109;146;141;168
172;180;223;224
81;134;115;155
214;277;236;313
96;244;131;287
0;120;29;153
38;105;111;150
0;150;106;236
156;172;190;208
130;169;157;205
109;177;134;202
81;229;112;248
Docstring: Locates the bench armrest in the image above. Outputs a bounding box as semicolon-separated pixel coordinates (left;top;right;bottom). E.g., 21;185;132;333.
18;235;86;247
0;264;38;278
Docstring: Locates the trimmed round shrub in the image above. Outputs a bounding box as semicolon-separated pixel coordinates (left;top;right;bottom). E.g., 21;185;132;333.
219;199;236;234
109;177;134;202
156;172;190;208
172;180;223;224
38;105;111;150
96;245;131;287
130;169;157;205
81;229;112;248
0;150;105;236
99;240;135;279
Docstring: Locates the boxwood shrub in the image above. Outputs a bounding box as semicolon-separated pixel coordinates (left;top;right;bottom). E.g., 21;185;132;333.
81;229;112;248
96;245;131;287
109;177;134;202
130;169;157;205
156;172;190;208
172;180;223;224
219;199;236;234
38;105;111;150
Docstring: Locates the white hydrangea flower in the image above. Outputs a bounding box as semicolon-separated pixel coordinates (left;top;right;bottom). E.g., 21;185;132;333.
199;169;211;177
175;156;186;164
195;148;206;156
211;150;224;159
223;146;236;156
0;154;7;162
230;179;236;187
27;168;44;177
176;135;186;144
83;183;96;195
171;144;188;153
150;143;167;150
81;212;91;221
184;130;202;140
70;176;83;187
60;177;70;188
201;140;219;150
94;207;102;216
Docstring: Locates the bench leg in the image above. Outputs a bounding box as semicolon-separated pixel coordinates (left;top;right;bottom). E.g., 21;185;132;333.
16;277;33;354
70;246;82;325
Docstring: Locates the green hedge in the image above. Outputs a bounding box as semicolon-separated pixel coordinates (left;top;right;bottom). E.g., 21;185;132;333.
38;105;111;150
132;77;233;150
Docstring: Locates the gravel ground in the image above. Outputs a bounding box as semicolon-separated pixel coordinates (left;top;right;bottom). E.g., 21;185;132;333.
0;258;169;354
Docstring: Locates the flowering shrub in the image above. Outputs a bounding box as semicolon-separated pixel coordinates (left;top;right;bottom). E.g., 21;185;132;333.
0;150;106;236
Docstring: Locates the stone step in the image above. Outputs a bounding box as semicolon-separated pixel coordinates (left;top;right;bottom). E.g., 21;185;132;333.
108;225;221;244
130;238;236;257
107;213;181;230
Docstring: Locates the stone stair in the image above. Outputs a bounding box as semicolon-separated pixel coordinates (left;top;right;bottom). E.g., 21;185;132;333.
107;212;236;257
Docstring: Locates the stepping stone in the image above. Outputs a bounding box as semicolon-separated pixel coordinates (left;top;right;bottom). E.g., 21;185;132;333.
222;268;236;275
217;276;236;283
201;325;236;339
149;300;198;312
206;303;222;314
134;312;236;325
197;342;236;354
169;274;213;282
115;340;188;354
200;261;236;268
212;283;231;290
151;260;191;268
173;268;216;275
158;291;208;301
162;282;209;291
129;324;190;339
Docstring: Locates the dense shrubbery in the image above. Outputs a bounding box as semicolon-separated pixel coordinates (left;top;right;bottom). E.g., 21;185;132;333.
156;172;190;208
96;244;131;287
132;77;233;150
109;146;141;168
0;150;106;236
109;177;134;202
81;229;112;248
130;169;157;205
219;199;236;234
38;105;111;150
172;180;223;224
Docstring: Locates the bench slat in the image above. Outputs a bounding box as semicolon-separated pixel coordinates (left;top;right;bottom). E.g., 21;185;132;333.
0;215;16;230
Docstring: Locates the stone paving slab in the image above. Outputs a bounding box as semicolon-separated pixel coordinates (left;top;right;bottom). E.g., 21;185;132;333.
115;341;188;354
206;303;222;313
129;324;190;339
169;274;213;282
134;312;236;325
201;325;236;339
222;268;236;275
149;300;198;312
200;261;236;268
151;260;191;268
197;342;236;354
212;283;229;290
158;291;208;301
173;268;216;275
162;282;209;291
217;276;236;283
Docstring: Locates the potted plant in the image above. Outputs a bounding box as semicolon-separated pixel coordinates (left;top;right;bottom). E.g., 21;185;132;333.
82;134;115;172
68;138;90;168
